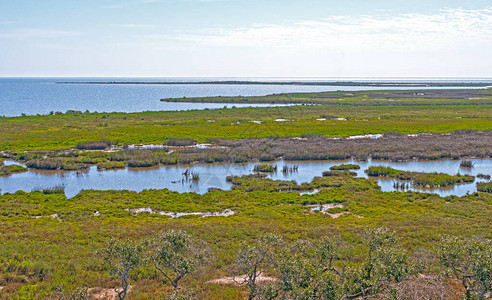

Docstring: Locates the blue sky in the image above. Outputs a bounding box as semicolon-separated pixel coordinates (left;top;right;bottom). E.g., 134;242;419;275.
1;0;491;77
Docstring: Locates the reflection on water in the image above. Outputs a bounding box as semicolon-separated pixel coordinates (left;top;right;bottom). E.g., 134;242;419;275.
0;158;490;198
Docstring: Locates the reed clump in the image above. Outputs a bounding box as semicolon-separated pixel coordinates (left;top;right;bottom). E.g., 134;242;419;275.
459;160;473;168
477;182;492;193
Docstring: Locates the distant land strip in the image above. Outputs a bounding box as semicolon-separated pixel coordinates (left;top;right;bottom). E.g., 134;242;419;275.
56;81;492;87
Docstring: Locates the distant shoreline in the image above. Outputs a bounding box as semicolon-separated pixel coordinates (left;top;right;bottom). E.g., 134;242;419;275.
56;81;492;87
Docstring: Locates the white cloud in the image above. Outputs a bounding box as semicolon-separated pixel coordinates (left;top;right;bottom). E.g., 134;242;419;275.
115;23;157;28
158;8;492;49
0;28;82;40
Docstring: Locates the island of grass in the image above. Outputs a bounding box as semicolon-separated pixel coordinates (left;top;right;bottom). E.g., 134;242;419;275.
160;88;492;106
322;170;357;177
366;166;475;187
477;182;492;193
253;164;277;173
0;163;28;176
329;164;361;170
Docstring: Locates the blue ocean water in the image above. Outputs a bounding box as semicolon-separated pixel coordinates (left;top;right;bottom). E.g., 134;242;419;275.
1;77;491;117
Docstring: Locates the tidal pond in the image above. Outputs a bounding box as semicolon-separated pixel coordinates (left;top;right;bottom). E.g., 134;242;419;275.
0;159;490;198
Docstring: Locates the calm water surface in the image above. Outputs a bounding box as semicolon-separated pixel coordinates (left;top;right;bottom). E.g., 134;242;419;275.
1;78;491;116
1;158;490;198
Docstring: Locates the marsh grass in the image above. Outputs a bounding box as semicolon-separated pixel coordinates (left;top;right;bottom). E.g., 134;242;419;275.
477;182;492;193
75;140;111;150
329;164;361;170
31;185;65;194
254;164;277;173
0;164;28;176
477;173;491;179
366;166;475;187
166;138;196;146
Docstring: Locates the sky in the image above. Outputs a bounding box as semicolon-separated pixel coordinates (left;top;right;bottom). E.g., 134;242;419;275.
0;0;491;77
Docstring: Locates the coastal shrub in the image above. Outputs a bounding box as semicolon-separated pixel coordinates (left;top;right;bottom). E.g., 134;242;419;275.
437;236;491;299
146;230;209;290
75;140;111;150
99;238;143;300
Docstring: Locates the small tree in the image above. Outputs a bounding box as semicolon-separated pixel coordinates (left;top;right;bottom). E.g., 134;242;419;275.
147;229;209;291
277;239;338;299
99;238;143;300
234;233;283;300
437;235;491;300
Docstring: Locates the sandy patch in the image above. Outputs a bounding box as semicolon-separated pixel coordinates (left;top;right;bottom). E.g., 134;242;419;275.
32;214;62;222
89;286;133;300
126;208;235;218
347;134;382;140
209;275;277;285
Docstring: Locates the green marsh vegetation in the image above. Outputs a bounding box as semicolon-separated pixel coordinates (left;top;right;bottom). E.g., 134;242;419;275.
161;88;492;105
2;130;491;174
329;164;361;170
0;164;27;176
1;91;491;151
253;164;277;173
366;166;475;187
0;89;491;298
477;182;492;193
0;172;490;298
